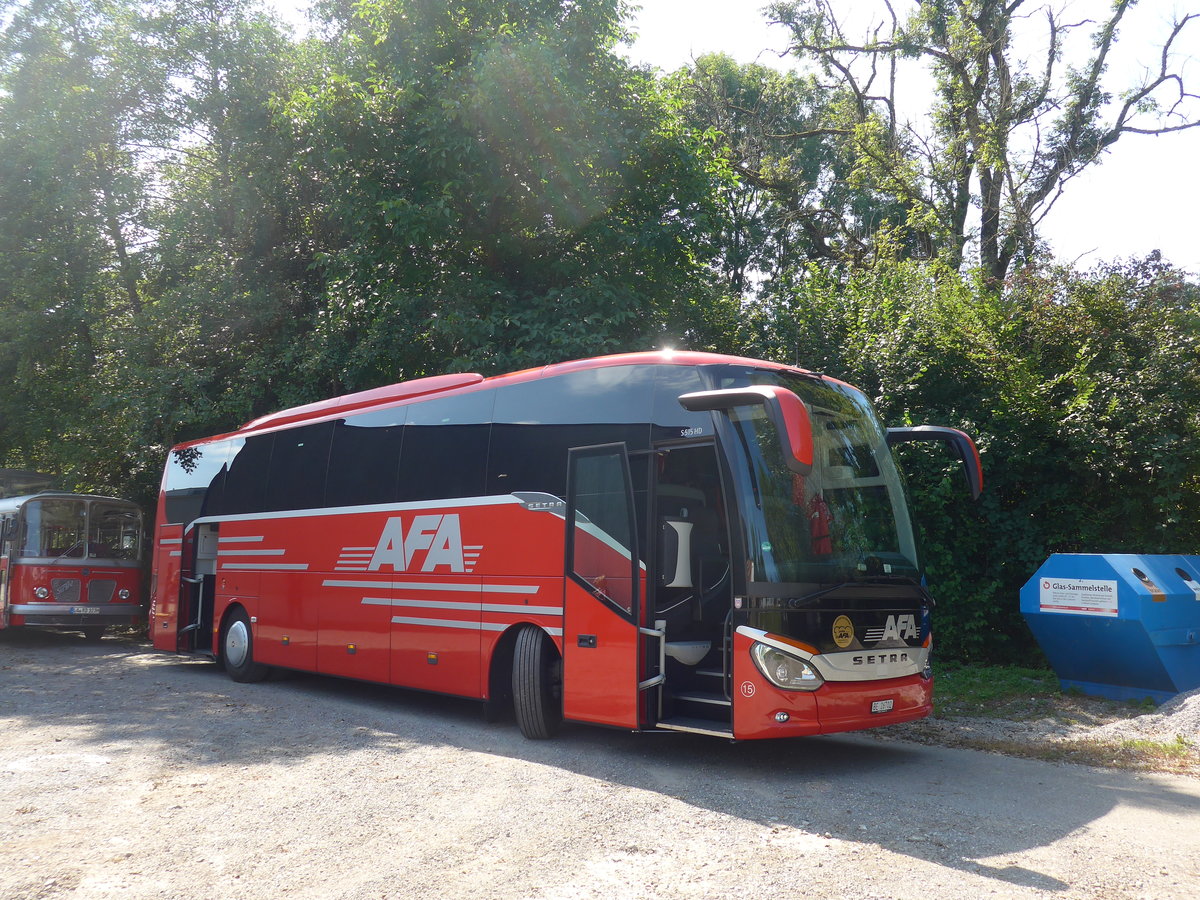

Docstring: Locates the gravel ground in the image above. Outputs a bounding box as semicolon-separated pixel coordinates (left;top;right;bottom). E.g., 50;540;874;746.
1077;689;1200;744
879;684;1200;775
4;630;1200;900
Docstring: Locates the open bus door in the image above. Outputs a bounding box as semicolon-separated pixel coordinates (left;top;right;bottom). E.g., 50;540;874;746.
175;522;218;653
563;444;646;729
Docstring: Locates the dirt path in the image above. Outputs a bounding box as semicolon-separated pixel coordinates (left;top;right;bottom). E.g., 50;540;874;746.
3;631;1200;900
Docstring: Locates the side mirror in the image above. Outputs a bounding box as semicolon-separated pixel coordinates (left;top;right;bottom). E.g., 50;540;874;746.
886;426;983;500
679;386;813;474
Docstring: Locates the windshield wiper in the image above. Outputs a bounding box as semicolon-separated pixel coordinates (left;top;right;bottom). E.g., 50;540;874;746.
48;540;87;566
781;574;936;609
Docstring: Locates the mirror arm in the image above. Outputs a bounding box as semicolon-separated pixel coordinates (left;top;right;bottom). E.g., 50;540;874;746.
886;426;983;500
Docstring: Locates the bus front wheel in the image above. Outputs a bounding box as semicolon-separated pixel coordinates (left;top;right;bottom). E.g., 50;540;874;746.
221;608;270;684
512;625;562;739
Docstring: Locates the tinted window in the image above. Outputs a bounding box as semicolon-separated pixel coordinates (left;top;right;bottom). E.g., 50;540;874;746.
164;440;240;525
216;434;275;516
651;365;713;439
326;407;408;508
492;365;655;425
398;391;494;502
488;368;655;498
264;422;334;512
489;423;644;498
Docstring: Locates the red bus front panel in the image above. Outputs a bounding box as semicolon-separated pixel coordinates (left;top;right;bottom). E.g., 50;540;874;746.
4;561;142;629
730;627;932;740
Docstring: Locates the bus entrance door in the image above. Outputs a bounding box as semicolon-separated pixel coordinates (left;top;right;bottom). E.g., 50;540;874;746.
563;444;644;729
177;523;218;653
0;555;9;629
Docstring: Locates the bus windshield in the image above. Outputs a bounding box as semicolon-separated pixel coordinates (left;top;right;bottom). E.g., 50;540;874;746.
19;498;143;561
711;367;918;585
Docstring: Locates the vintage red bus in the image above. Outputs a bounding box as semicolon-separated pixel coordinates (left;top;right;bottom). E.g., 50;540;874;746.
1;492;145;640
150;351;981;739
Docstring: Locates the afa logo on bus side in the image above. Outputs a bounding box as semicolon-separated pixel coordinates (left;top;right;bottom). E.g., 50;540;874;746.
368;514;469;573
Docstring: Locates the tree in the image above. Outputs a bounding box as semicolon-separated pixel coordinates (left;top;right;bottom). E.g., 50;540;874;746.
768;0;1200;281
0;0;170;493
667;54;924;298
288;0;724;383
145;0;324;434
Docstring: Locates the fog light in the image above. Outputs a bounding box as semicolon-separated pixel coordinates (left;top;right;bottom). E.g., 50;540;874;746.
118;589;131;600
34;586;50;599
774;711;790;723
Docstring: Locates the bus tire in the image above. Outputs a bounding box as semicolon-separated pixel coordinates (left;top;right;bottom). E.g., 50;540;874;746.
512;625;562;740
221;608;270;684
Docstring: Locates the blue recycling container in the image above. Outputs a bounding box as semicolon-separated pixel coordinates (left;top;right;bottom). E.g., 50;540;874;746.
1019;554;1200;703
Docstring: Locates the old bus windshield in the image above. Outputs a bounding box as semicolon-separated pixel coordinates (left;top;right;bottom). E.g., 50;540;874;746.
19;498;143;560
710;367;918;584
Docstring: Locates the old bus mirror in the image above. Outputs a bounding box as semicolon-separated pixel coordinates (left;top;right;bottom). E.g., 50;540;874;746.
678;386;814;475
886;426;983;500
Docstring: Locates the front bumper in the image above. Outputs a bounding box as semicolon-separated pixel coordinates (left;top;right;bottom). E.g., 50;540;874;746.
10;603;143;625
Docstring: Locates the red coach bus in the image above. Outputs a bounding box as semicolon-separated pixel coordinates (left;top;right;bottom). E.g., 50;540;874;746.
150;351;981;740
1;492;145;640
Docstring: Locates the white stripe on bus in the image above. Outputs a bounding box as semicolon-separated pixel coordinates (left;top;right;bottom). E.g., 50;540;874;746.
363;597;481;612
323;579;540;594
361;597;562;617
184;494;521;531
219;563;309;571
390;616;562;636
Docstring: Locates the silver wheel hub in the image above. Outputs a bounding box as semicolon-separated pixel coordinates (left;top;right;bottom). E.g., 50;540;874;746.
225;620;250;669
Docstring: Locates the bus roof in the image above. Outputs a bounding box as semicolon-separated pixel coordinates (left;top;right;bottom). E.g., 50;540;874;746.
194;350;819;447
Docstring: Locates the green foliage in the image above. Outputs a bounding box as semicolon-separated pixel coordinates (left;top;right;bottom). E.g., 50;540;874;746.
665;53;920;286
290;0;722;380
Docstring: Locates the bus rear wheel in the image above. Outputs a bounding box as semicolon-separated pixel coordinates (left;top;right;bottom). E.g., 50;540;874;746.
221;608;270;683
512;625;562;739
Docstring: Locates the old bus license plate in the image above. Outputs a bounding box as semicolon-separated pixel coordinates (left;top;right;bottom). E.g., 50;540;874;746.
871;699;894;714
70;606;101;615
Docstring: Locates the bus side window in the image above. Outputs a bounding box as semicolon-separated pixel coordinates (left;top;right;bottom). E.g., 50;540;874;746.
164;440;239;526
217;434;275;516
326;409;407;509
398;392;494;502
263;422;335;512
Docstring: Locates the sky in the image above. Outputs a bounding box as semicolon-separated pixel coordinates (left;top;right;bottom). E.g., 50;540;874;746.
266;0;1200;275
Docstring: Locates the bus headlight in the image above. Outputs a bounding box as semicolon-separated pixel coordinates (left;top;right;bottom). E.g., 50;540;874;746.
34;586;50;599
118;589;131;600
750;642;824;691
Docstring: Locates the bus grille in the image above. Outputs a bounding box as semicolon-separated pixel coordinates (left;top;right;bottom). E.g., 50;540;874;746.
88;580;117;604
52;578;81;604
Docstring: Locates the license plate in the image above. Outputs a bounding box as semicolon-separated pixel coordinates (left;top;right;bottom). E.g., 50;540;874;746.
871;699;894;714
70;606;101;615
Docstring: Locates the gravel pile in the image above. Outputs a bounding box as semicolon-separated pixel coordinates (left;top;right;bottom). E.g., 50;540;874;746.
1070;687;1200;746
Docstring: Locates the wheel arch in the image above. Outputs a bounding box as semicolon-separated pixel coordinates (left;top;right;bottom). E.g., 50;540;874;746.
215;599;249;664
486;622;560;720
